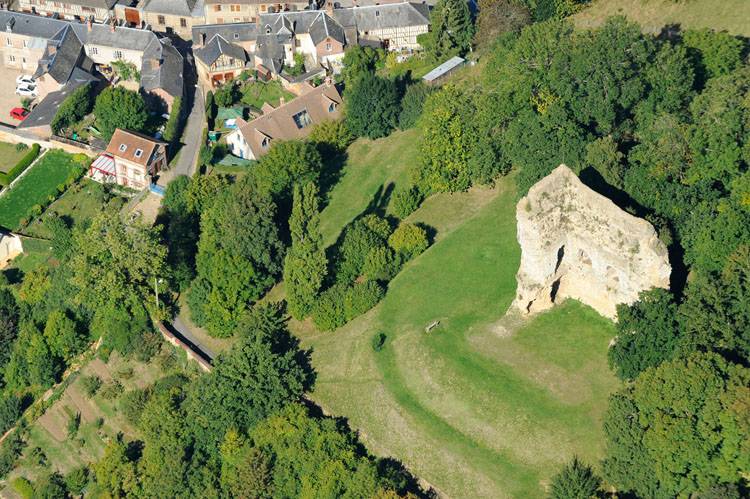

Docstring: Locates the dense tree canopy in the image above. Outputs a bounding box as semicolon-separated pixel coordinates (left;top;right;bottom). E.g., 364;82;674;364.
94;86;149;140
345;74;400;139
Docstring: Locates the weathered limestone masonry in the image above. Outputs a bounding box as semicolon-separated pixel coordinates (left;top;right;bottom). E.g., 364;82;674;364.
513;164;671;320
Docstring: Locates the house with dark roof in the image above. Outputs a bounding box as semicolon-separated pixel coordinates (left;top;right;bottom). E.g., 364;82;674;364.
0;11;183;133
202;0;310;26
332;2;429;51
16;0;126;23
118;0;206;37
226;81;342;159
194;33;251;86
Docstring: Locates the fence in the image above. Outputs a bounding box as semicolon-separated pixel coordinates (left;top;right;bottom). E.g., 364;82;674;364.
0;123;102;157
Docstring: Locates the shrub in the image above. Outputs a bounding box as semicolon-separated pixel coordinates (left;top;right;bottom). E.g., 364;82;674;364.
214;82;239;107
362;245;400;281
11;477;33;499
312;284;348;331
0;395;21;434
399;82;434;129
0;432;24;478
50;83;94;135
388;223;429;260
343;281;384;319
371;332;387;352
162;96;183;143
80;375;102;397
67;412;81;438
14;142;28;152
119;388;150;425
391;185;423;219
0;144;41;186
64;467;89;496
309;119;354;153
335;215;392;284
550;456;601;499
100;380;124;400
345;73;400;139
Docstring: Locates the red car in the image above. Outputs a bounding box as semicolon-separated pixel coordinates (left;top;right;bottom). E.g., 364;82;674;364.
10;107;28;121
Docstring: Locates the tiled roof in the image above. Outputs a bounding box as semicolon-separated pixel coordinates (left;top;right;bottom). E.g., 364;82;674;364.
235;83;343;158
106;128;166;166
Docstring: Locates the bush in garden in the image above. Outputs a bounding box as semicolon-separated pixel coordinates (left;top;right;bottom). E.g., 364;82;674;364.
343;281;384;319
312;284;348;331
391;185;423;219
388;223;429;260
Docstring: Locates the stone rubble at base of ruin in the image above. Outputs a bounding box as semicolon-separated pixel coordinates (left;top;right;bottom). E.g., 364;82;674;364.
513;164;671;320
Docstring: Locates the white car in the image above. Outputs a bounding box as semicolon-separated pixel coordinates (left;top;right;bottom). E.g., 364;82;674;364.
15;74;34;86
16;84;37;97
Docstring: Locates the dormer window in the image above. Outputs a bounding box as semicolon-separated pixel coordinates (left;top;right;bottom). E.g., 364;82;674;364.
134;149;143;158
328;102;337;112
261;137;270;148
234;32;239;39
265;24;271;34
119;144;127;152
326;42;331;51
375;10;380;16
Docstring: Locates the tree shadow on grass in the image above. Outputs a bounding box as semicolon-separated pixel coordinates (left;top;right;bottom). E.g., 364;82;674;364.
318;146;349;211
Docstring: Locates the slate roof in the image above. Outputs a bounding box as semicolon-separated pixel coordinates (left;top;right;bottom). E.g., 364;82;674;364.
192;22;258;45
71;22;156;51
18;71;99;130
194;34;247;66
142;0;204;17
0;11;68;39
254;33;289;73
332;2;430;31
141;37;185;98
259;11;346;45
44;25;85;84
234;83;343;158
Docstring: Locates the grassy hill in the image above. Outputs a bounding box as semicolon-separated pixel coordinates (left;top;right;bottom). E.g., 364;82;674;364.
295;131;619;497
573;0;750;36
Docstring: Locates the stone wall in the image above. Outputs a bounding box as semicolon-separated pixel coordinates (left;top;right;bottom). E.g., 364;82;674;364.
513;165;671;320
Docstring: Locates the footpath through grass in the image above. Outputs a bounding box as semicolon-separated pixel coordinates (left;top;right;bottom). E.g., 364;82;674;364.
0;150;86;229
300;130;619;497
573;0;750;36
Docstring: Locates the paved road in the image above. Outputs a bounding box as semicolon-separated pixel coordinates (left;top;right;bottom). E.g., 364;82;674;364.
172;315;216;362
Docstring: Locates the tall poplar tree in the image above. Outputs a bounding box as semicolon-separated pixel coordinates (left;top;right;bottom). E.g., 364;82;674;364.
283;182;327;320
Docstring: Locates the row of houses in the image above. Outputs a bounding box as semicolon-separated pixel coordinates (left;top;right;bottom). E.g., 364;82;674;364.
0;10;183;134
16;0;432;39
192;2;429;85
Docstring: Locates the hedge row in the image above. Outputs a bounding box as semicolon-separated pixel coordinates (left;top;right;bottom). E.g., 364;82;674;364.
0;143;41;186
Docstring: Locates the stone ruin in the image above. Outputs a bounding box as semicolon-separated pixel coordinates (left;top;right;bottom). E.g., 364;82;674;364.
513;165;671;320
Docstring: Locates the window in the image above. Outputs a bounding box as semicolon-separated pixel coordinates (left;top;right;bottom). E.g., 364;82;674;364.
292;109;312;129
261;137;270;148
230;4;240;11
233;32;239;40
214;4;221;11
119;143;127;152
113;50;123;59
5;38;11;47
21;57;26;63
157;15;165;25
325;42;331;51
180;18;187;28
134;148;143;158
328;102;337;112
89;46;98;55
375;10;380;16
22;40;27;48
7;55;14;62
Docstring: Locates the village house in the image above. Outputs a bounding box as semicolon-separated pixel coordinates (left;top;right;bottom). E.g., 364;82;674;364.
191;2;428;86
90;128;167;189
0;11;183;134
15;0;125;23
226;81;342;160
132;0;205;38
203;0;310;25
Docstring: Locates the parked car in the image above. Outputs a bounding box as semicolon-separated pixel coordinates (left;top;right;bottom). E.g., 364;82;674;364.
15;74;34;86
9;107;28;121
15;84;37;97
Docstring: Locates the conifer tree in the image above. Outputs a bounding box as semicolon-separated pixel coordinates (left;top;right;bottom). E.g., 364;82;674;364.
284;182;327;319
427;0;474;60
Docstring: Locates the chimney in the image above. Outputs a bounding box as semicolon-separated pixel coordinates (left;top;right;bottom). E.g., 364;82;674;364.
324;75;332;86
87;17;93;31
110;19;116;32
5;16;14;32
200;32;206;46
151;58;162;70
325;0;333;15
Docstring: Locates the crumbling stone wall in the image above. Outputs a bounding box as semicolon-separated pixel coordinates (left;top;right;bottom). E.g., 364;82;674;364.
513;165;671;320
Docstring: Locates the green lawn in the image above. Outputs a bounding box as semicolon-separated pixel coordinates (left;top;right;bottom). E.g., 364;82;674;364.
0;142;31;174
240;81;295;109
297;131;619;497
573;0;750;36
0;150;85;230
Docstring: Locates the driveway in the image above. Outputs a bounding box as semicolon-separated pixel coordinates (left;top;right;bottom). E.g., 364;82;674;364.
0;67;34;127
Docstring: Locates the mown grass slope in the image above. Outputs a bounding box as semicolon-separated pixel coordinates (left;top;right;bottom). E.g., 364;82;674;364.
573;0;750;36
298;131;619;497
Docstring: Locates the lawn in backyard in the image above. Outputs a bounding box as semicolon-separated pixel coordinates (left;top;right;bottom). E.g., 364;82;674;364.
0;150;86;229
240;80;295;109
0;142;31;174
573;0;750;36
293;129;620;497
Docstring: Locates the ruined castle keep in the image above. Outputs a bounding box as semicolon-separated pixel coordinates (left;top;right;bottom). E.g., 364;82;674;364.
513;165;671;320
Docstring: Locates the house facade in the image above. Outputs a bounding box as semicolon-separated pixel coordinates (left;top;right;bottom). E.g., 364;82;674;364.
203;0;310;25
96;128;167;189
16;0;120;23
226;81;342;160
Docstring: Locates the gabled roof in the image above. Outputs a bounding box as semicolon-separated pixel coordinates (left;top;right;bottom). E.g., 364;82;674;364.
192;22;258;45
106;129;166;167
332;2;430;31
18;72;99;130
194;34;247;66
44;25;84;84
234;83;343;158
258;11;346;45
142;0;204;17
141;37;185;98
